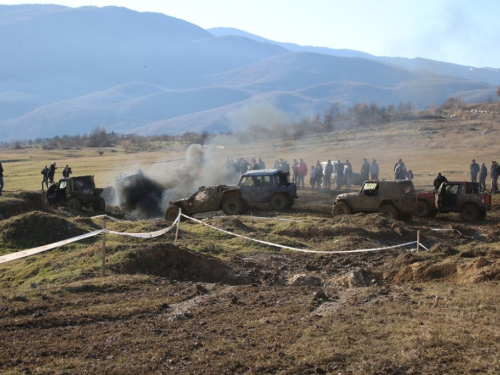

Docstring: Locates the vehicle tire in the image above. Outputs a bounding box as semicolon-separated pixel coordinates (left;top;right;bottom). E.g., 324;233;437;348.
165;207;181;223
460;204;479;221
478;209;487;220
332;202;352;216
222;197;244;215
379;204;398;219
93;197;106;212
286;197;295;209
270;194;288;210
429;210;438;218
68;197;81;211
414;200;430;218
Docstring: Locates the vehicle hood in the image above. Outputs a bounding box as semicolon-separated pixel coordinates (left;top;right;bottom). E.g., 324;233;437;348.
336;192;358;200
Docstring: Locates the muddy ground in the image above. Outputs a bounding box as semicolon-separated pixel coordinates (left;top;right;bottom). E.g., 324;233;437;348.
1;188;500;374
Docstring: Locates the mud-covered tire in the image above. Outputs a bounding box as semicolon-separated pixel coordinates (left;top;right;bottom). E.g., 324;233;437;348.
286;197;295;209
68;198;81;211
222;197;244;215
460;204;479;221
165;207;181;223
270;194;288;210
332;202;352;216
379;204;398;219
415;200;430;218
93;197;106;212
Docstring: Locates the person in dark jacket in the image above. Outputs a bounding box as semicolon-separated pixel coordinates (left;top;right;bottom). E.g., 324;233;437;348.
62;164;72;178
433;172;448;190
0;161;4;196
48;162;57;184
324;160;334;189
491;161;499;193
479;163;487;191
470;159;480;183
360;158;370;183
41;165;50;190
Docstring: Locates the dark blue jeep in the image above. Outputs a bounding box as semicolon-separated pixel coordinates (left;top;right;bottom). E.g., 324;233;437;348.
237;169;298;209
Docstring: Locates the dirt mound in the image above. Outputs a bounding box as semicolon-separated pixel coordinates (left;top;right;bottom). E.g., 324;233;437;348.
112;243;255;285
0;191;49;219
0;211;87;249
391;257;500;284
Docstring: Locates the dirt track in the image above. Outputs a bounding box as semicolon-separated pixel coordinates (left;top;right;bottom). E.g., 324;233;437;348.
1;188;500;374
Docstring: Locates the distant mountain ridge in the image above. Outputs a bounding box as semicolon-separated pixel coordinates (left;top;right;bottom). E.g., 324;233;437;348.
1;5;498;141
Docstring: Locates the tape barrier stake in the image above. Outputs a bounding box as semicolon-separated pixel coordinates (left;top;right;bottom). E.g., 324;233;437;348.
175;208;181;245
102;216;107;277
417;230;420;253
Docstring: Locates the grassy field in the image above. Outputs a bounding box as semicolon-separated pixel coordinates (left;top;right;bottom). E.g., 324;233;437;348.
1;115;499;193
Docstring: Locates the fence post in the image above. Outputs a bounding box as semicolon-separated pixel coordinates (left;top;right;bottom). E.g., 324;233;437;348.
174;208;181;245
416;230;420;253
102;217;107;276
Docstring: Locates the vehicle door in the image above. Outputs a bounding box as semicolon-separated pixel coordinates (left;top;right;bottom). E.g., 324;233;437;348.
356;182;379;211
238;175;264;202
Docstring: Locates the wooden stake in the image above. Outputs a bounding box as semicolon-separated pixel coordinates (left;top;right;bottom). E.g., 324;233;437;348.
102;217;107;277
416;230;420;253
174;208;181;245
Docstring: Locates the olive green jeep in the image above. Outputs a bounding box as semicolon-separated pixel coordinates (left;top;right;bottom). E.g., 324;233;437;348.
332;180;415;220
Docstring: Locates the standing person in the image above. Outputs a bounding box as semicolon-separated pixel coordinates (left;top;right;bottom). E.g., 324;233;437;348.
48;162;57;184
479;162;487;192
360;158;370;183
297;158;308;188
315;161;323;189
0;160;3;196
370;159;379;180
433;172;448;190
258;157;266;169
62;164;72;178
344;160;352;190
491;161;499;194
324;160;334;189
470;159;480;183
309;166;317;189
394;158;406;180
406;170;414;181
336;160;344;188
292;159;299;184
41;165;50;190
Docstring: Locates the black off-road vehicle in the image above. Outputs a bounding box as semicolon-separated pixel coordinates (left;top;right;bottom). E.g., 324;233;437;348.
237;169;298;210
43;175;105;212
332;180;415;220
164;185;247;222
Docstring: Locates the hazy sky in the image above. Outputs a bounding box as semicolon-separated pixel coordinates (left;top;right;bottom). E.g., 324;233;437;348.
2;0;499;68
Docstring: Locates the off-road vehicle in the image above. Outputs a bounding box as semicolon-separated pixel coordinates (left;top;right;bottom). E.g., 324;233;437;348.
164;185;247;222
332;180;415;220
237;169;298;210
414;181;491;221
43;175;105;212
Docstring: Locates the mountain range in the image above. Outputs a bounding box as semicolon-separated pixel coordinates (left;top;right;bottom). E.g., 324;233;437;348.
1;4;499;141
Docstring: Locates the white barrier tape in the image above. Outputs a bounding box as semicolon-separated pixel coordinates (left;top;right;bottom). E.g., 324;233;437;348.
106;217;179;238
90;214;123;223
241;216;303;223
0;230;104;264
418;243;430;251
181;213;417;254
0;212;181;264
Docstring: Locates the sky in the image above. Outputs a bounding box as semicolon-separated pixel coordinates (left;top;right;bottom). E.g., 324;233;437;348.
2;0;499;68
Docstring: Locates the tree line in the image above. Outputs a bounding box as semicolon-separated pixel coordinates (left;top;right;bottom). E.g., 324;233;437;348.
1;97;497;151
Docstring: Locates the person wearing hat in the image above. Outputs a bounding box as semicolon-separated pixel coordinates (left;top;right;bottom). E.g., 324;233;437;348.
360;158;370;183
470;159;480;183
370;159;379;180
48;162;57;184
